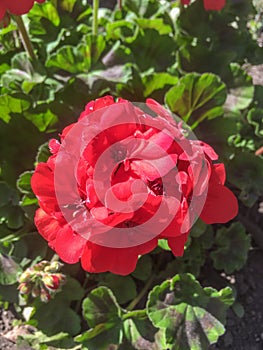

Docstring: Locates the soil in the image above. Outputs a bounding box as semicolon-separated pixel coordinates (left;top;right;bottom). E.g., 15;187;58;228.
0;309;16;349
208;249;263;350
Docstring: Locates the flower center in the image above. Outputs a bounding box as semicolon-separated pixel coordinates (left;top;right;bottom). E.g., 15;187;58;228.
148;179;163;196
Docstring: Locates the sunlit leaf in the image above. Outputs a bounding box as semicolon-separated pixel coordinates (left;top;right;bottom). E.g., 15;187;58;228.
0;94;31;123
147;273;234;349
30;1;60;26
165;73;226;128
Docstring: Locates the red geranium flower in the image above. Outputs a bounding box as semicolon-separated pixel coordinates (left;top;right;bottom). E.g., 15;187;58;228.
0;0;45;20
31;96;238;275
181;0;226;11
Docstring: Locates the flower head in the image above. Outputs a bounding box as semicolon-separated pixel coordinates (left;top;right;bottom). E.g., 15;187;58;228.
18;260;66;303
31;96;238;275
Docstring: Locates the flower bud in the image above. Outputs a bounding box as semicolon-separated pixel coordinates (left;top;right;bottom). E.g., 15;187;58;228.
18;283;32;295
40;288;51;303
34;260;49;271
44;261;63;273
19;271;32;283
43;273;66;290
31;286;41;298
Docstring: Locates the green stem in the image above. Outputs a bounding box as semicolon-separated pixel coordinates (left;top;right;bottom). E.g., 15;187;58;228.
13;15;36;60
126;275;155;311
122;309;147;321
92;0;99;36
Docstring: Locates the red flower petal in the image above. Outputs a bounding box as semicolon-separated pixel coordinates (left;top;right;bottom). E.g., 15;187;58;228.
31;162;59;214
168;233;189;256
203;0;225;11
34;208;60;247
81;238;157;275
0;4;6;20
200;184;238;224
131;155;177;181
54;225;86;264
6;0;35;15
210;163;226;185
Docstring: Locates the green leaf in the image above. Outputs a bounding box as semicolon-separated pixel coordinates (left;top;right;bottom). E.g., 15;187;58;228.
147;273;234;349
123;310;161;349
78;64;133;90
0;205;24;229
190;219;209;238
6;207;24;229
85;35;106;64
0;253;21;285
46;45;91;73
78;287;123;349
102;41;132;67
136;18;172;35
82;287;122;328
100;275;137;304
158;239;171;251
33;300;81;336
124;0;160;17
0;182;23;229
132;255;153;281
17;331;71;348
1;52;46;93
59;276;85;302
35;142;50;163
165;73;227;128
29;2;60;26
143;73;178;97
211;223;251;274
0;94;31;123
24;109;58;132
227;153;263;207
224;64;254;113
0;181;18;207
60;0;77;12
17;171;38;211
17;171;34;194
129;29;175;72
106;20;137;42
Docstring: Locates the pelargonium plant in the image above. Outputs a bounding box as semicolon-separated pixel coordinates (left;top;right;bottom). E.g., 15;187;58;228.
31;96;238;275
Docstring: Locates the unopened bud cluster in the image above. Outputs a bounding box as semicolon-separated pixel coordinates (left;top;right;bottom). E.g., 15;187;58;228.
18;260;66;303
